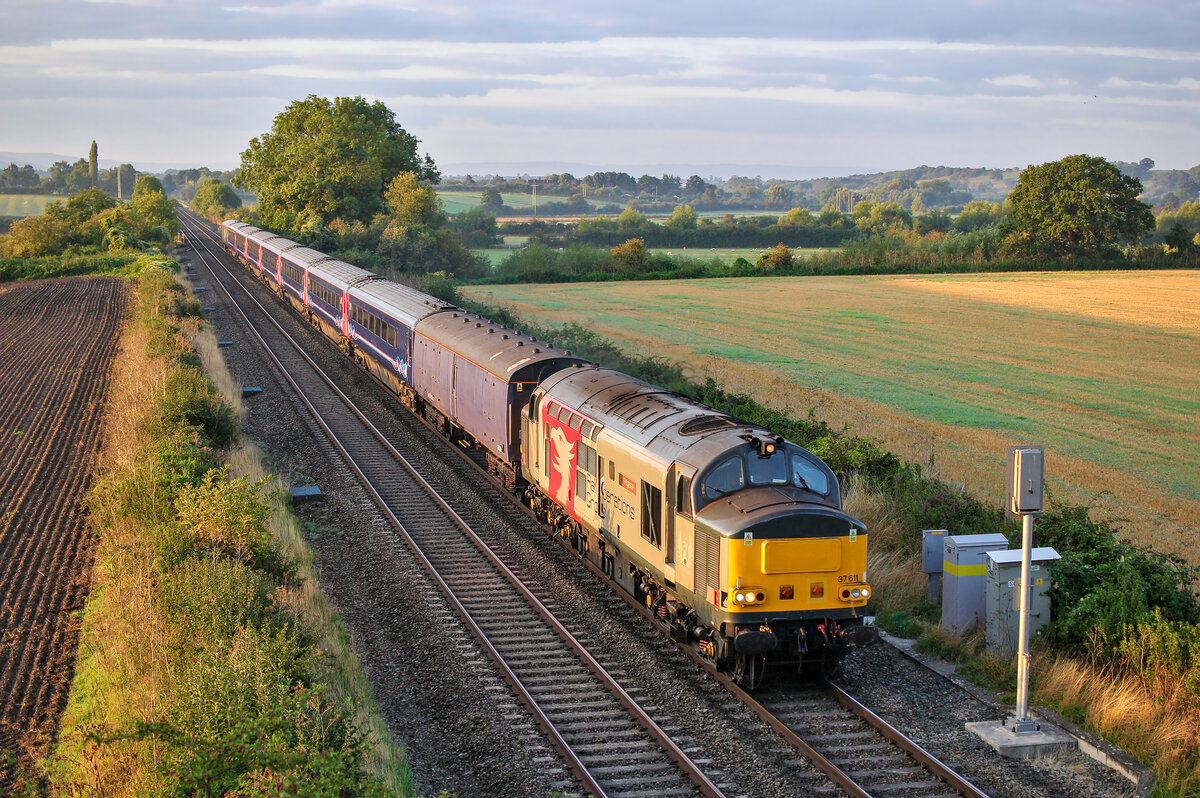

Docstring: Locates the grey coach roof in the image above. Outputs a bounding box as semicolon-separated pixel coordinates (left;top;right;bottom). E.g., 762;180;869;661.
350;280;454;329
415;309;585;381
307;259;377;292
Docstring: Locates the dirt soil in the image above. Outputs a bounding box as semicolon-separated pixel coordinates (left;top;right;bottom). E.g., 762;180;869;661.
0;277;129;790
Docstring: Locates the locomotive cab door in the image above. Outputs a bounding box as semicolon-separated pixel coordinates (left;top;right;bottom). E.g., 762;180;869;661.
669;463;697;594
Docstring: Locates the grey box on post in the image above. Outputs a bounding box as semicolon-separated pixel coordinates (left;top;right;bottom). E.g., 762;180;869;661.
986;547;1061;658
941;533;1010;634
1007;445;1045;517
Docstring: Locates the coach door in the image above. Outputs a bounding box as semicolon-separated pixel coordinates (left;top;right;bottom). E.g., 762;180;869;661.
668;463;697;594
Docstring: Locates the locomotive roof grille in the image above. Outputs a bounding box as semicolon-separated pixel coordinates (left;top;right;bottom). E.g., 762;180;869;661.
679;415;740;436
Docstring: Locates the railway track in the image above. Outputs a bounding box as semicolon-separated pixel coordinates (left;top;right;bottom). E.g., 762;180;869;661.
178;210;993;798
179;210;724;798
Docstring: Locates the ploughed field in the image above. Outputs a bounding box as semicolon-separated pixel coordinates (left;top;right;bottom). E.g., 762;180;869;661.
0;277;129;782
466;270;1200;561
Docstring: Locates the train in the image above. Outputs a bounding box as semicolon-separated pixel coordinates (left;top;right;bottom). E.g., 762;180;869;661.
220;218;878;686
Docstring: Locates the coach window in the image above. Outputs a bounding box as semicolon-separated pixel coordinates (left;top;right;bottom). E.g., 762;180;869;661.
702;455;744;500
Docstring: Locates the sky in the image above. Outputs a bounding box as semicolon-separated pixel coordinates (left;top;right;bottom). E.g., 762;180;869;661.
1;0;1198;177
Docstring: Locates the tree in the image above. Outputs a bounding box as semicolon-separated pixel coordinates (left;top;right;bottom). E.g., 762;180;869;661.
953;200;1003;233
616;205;650;233
191;178;243;217
1002;154;1155;258
129;181;180;242
779;207;815;227
133;174;165;199
237;95;437;230
610;238;648;273
765;184;795;209
1165;223;1194;254
755;243;793;273
384;172;443;226
480;187;504;210
664;204;698;233
0;215;69;258
88;141;98;187
684;175;708;196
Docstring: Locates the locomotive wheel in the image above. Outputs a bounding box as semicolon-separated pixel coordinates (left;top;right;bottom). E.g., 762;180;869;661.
733;653;766;690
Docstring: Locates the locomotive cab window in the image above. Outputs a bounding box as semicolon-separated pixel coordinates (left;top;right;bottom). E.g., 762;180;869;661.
702;455;744;500
790;452;829;495
748;449;789;486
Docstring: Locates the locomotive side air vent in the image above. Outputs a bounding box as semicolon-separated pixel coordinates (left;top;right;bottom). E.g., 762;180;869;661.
679;415;740;436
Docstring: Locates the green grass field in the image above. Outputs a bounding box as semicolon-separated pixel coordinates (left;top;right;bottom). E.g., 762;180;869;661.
470;245;832;268
0;194;59;217
466;271;1200;561
439;188;612;215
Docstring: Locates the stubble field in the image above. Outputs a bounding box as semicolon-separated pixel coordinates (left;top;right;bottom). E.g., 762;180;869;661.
466;270;1200;562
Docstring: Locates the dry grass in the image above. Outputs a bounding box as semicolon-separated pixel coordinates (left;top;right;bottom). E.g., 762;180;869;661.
466;270;1200;564
842;476;927;616
1035;654;1200;795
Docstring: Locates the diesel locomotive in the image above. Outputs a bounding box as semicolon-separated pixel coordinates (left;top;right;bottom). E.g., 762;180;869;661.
221;219;877;686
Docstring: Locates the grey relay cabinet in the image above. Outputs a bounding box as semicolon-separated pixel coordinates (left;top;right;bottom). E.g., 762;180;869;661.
941;534;1009;634
985;547;1061;658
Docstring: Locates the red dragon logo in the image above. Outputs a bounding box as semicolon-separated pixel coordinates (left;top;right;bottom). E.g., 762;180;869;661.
543;403;581;518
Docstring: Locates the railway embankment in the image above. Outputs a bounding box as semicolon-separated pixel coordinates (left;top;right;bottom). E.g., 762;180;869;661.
46;262;408;795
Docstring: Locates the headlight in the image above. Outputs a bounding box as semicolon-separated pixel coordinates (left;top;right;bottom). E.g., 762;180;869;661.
861;588;870;598
735;592;746;603
851;588;861;598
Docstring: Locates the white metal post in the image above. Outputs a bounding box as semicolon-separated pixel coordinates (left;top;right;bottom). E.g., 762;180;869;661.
1014;513;1033;723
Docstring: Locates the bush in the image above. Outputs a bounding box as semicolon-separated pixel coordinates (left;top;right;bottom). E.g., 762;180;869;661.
170;468;278;572
163;558;281;647
1036;506;1200;651
157;367;238;449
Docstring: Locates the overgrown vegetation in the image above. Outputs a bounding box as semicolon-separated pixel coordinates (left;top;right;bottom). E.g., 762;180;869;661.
0;252;140;282
49;263;406;795
455;294;1200;795
0;181;179;259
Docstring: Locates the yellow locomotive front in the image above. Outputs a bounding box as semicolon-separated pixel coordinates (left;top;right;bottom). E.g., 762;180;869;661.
687;463;878;686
